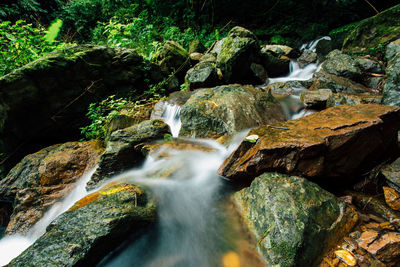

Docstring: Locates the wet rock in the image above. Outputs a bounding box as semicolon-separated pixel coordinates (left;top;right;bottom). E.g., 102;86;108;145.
383;186;400;211
179;84;286;138
260;45;290;77
300;89;332;109
265;82;295;96
10;183;156;267
381;157;400;190
386;39;400;60
334;250;357;266
343;5;400;55
250;63;267;84
216;27;260;84
326;93;382;108
0;141;103;235
351;192;400;223
0;45;162;179
234;173;358;267
355;57;385;74
315;39;333;59
357;230;400;263
185;61;220;90
322;50;362;81
219;104;400;184
297;49;317;68
156;40;189;79
88;120;170;189
310;70;372;94
382;52;400;106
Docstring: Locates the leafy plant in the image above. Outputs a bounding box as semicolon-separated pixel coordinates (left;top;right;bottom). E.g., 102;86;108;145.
0;20;67;76
80;95;128;140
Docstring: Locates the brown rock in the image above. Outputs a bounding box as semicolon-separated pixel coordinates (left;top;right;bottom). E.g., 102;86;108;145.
300;89;332;109
0;141;103;235
218;104;400;184
358;230;400;263
383;186;400;211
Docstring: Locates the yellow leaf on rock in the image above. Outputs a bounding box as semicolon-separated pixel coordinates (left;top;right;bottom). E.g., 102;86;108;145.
222;251;241;267
334;250;357;266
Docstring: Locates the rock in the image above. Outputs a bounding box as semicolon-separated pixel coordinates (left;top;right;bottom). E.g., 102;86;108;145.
386;39;400;60
250;63;267;83
0;45;161;179
189;52;203;62
381;157;400;190
382;52;400;106
260;48;290;77
322;50;362;81
315;39;333;59
88;120;170;189
343;4;400;55
357;230;400;263
351;192;400;223
383;186;400;211
234;173;358;267
156;40;189;80
185;61;220;90
218;104;400;184
326;93;382;108
300;89;332;109
334;250;357;266
310;70;372;94
216;27;260;83
188;40;205;54
0;141;103;235
261;45;293;57
297;49;317;68
10;183;156;266
228;26;257;40
355;57;384;74
265;82;295;96
179;84;286;138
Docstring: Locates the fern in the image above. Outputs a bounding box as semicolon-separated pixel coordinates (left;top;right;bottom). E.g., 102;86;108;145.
44;19;63;43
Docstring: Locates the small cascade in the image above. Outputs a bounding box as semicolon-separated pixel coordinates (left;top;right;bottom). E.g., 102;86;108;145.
98;131;249;267
265;36;331;120
161;103;182;137
0;168;96;265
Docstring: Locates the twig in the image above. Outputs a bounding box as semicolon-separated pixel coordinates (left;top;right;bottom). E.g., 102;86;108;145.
363;0;379;14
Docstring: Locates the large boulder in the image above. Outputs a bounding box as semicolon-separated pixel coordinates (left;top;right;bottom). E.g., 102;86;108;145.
309;71;372;94
156;40;189;80
297;49;318;68
260;45;292;77
184;61;220;90
10;183;156;267
216;27;261;84
235;173;358;267
0;45;161;179
88;120;170;189
343;5;400;54
386;39;400;60
179;84;286;138
219;104;400;184
322;50;362;81
0;141;103;235
382;52;400;106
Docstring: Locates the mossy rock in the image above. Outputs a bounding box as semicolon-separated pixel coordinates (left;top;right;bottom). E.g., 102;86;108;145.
343;4;400;55
10;183;156;267
179;84;286;138
234;173;358;267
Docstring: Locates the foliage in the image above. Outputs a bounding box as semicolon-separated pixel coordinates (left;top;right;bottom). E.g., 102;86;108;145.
0;0;64;23
0;20;67;76
44;19;63;43
80;95;128;140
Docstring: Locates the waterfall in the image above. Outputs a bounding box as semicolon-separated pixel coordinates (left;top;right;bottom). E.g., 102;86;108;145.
266;36;331;120
0;168;96;265
161;103;182;138
98;131;249;267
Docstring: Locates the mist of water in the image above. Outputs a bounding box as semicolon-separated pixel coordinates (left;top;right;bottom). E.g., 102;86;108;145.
162;103;182;137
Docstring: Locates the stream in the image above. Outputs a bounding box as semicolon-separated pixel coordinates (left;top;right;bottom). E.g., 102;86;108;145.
0;37;329;266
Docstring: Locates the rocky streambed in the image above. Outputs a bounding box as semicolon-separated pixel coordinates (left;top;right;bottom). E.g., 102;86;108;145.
1;4;400;267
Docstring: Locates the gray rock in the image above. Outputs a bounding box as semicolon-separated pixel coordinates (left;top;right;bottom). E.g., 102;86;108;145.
382;52;400;106
355;57;384;74
234;173;358;267
386;39;400;60
326;93;382;108
185;61;219;90
322;50;362;81
381;157;400;191
10;183;156;267
88;120;170;189
179;84;286;138
310;71;371;94
297;49;317;68
300;89;332;109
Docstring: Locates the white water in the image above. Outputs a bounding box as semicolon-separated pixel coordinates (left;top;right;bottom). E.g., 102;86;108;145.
266;36;331;120
162;103;182;137
0;168;96;265
98;131;248;267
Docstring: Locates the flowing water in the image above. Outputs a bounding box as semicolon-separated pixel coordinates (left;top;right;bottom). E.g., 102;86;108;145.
0;168;96;265
0;37;329;266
